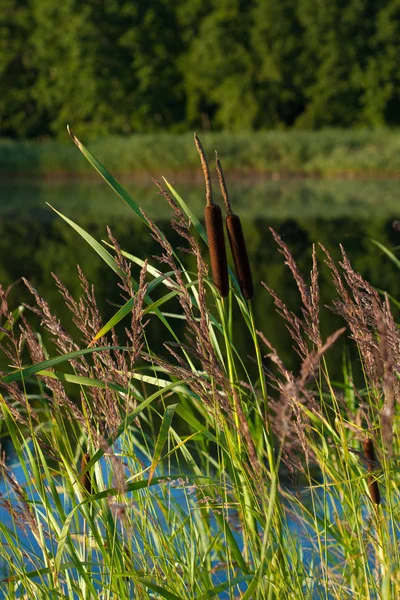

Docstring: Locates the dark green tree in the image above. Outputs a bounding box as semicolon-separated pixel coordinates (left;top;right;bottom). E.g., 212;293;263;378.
0;0;41;137
180;0;257;130
250;0;306;128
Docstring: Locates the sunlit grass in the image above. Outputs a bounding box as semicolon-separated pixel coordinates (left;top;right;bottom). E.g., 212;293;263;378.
0;131;398;599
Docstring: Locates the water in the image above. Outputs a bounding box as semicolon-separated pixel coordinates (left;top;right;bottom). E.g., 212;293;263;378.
0;177;399;596
1;177;400;373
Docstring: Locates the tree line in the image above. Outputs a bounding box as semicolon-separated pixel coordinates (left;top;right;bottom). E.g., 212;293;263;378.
2;0;400;139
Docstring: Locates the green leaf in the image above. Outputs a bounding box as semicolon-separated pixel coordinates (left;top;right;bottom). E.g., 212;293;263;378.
197;575;253;599
47;204;125;278
85;473;209;503
0;305;24;342
91;297;135;342
370;238;400;270
148;403;178;484
68;127;147;223
80;380;191;476
55;505;81;573
36;370;128;395
48;204;190;349
136;578;183;600
2;346;126;384
163;177;207;244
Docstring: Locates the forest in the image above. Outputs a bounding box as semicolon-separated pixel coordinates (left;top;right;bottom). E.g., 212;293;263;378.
2;0;400;139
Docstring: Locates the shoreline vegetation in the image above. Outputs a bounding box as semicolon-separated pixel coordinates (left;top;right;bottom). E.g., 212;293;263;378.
0;131;399;597
2;128;400;180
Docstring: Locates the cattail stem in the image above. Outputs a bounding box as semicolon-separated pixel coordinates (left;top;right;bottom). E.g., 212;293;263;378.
195;134;229;297
216;153;254;300
363;438;380;506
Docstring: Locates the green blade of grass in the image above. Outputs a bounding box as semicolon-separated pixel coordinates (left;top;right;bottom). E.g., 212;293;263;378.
48;204;193;351
163;177;207;244
136;578;183;600
36;370;128;395
2;346;126;384
370;238;400;270
91;297;135;343
85;473;210;503
148;403;178;485
68;126;147;223
80;380;192;475
197;575;253;599
48;204;125;277
0;305;24;342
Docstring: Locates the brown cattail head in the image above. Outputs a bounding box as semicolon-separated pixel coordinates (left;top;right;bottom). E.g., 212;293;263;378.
204;204;229;297
225;214;254;300
216;152;254;300
80;452;92;494
194;134;229;297
363;438;380;506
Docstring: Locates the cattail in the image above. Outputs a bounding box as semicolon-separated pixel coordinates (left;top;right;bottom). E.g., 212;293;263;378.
363;438;380;506
194;133;229;297
216;152;254;300
80;452;92;494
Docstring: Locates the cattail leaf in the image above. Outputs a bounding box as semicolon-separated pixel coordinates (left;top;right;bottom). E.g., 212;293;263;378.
67;126;147;223
2;346;126;384
148;403;178;485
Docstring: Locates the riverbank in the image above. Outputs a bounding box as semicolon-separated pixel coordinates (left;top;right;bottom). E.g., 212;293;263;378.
2;129;400;179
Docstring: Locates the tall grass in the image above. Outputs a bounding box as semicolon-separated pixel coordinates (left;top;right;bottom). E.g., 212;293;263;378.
0;131;398;599
3;129;400;178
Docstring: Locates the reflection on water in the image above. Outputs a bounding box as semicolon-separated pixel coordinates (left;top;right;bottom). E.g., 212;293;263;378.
1;177;400;220
1;177;399;375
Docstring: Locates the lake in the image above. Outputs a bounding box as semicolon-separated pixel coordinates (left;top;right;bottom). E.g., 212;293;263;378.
1;176;400;375
0;176;398;596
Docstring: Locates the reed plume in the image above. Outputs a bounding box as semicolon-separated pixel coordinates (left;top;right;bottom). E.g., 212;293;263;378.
363;438;380;506
194;133;229;297
215;152;254;300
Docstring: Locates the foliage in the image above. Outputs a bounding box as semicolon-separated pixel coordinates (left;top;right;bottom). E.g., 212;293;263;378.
3;129;400;177
1;0;400;137
0;135;400;598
